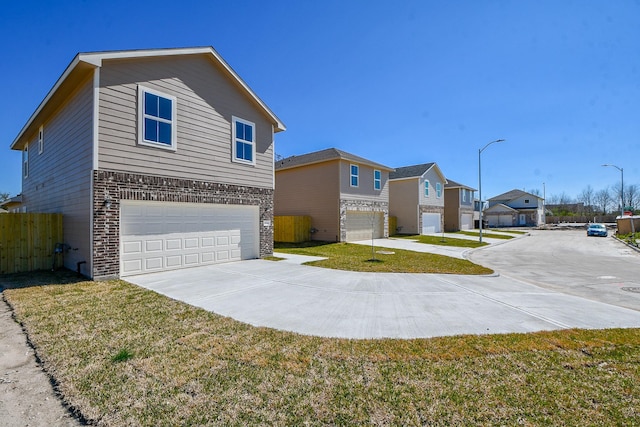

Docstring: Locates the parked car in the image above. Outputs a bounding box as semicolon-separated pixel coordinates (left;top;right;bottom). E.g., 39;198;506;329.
587;223;608;237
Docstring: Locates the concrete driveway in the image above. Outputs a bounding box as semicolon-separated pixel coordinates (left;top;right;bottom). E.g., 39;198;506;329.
127;232;640;339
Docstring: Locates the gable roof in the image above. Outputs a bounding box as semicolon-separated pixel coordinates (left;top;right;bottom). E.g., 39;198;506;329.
275;148;393;172
485;203;518;213
389;162;447;185
444;179;476;191
11;47;285;150
489;189;542;201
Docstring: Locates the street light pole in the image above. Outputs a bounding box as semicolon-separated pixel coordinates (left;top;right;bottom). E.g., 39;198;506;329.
479;139;505;243
602;164;624;217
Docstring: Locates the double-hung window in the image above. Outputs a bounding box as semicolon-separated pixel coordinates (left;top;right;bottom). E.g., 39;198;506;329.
373;169;381;190
138;85;177;150
462;189;467;202
436;182;442;198
424;180;429;197
350;164;359;187
38;126;44;154
23;144;29;178
232;117;256;165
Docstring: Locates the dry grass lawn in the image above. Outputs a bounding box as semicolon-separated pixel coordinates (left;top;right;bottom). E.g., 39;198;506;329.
2;270;640;426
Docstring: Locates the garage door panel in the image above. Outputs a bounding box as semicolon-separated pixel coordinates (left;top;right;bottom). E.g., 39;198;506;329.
120;201;259;277
345;211;384;241
422;213;441;234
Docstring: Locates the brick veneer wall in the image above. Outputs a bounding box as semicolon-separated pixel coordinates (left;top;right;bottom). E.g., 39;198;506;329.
92;170;273;280
338;199;389;242
418;205;445;232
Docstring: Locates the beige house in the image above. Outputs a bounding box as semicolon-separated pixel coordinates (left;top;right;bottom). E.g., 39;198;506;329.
274;148;393;242
444;179;476;232
9;47;285;279
389;163;447;234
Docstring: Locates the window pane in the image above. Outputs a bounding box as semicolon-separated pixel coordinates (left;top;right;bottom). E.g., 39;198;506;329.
158;122;172;144
351;165;358;175
351;176;358;186
244;143;252;161
158;97;172;120
244;124;252;142
145;118;158;141
236;122;245;139
145;92;158;116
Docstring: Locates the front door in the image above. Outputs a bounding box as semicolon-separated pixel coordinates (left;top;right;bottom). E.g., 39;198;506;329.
519;214;526;225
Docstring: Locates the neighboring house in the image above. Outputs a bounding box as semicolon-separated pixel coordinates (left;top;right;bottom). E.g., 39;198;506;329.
0;195;23;213
485;189;545;227
389;163;447;234
274;148;393;242
444;180;476;232
9;47;285;279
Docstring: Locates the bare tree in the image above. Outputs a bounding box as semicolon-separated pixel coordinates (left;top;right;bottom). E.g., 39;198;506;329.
577;185;595;214
625;184;638;210
594;188;612;214
529;188;541;197
546;193;560;205
610;181;623;210
558;192;574;206
0;192;9;202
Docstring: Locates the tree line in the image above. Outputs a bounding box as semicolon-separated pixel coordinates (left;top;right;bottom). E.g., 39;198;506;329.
538;182;638;216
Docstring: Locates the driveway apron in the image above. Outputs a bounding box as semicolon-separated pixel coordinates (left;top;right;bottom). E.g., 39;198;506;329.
126;258;640;339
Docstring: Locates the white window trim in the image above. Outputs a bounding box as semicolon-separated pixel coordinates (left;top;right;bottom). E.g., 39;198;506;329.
424;180;429;197
23;144;29;178
436;182;442;198
137;85;177;151
373;169;381;190
231;116;257;166
350;164;359;187
38;125;44;154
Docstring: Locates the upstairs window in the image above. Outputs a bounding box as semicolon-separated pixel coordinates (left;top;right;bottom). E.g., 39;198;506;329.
374;169;381;190
38;126;44;154
23;144;29;178
232;117;256;165
350;164;359;187
138;85;177;150
424;180;429;197
436;182;442;198
462;189;467;202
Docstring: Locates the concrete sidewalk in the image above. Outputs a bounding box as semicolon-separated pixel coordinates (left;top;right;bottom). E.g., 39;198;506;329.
127;259;640;339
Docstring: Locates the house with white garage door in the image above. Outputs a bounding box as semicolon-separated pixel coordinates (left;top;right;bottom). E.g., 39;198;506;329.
484;189;545;227
444;179;476;232
389;163;447;234
274;148;393;242
9;47;285;279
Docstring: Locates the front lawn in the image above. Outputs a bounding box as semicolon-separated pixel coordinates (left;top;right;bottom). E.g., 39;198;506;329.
2;271;640;426
456;230;515;239
393;234;488;248
274;241;492;274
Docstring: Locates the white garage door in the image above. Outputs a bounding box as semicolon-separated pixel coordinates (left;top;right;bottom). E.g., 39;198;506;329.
120;201;259;277
421;213;441;234
345;211;384;241
461;213;473;230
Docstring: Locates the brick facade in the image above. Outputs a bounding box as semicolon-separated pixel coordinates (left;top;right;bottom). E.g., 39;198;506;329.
418;204;445;233
92;170;273;280
338;198;389;241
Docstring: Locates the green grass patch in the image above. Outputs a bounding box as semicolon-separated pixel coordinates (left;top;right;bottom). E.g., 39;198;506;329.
2;270;640;426
456;230;515;239
111;349;134;363
274;241;491;274
394;234;488;248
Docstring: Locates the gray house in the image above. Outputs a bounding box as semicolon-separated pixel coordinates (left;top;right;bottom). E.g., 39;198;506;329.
10;47;285;279
275;148;393;242
485;189;545;227
389;163;447;234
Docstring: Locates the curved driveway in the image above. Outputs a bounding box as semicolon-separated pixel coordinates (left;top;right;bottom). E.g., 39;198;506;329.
128;229;640;339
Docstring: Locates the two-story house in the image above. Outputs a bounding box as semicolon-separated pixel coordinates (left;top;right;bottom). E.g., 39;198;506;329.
274;148;393;242
484;189;545;227
444;179;476;231
9;47;285;279
389;163;447;234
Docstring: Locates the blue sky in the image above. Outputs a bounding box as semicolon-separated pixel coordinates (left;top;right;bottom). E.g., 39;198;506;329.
1;0;638;202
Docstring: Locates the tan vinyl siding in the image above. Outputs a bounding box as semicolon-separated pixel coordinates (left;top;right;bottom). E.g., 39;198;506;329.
419;169;445;208
444;188;460;232
389;179;419;234
20;75;94;273
97;55;274;188
339;161;389;202
274;161;340;242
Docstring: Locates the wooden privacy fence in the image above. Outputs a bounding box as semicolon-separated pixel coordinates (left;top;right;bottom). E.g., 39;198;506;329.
274;215;311;243
0;213;63;274
389;216;397;236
